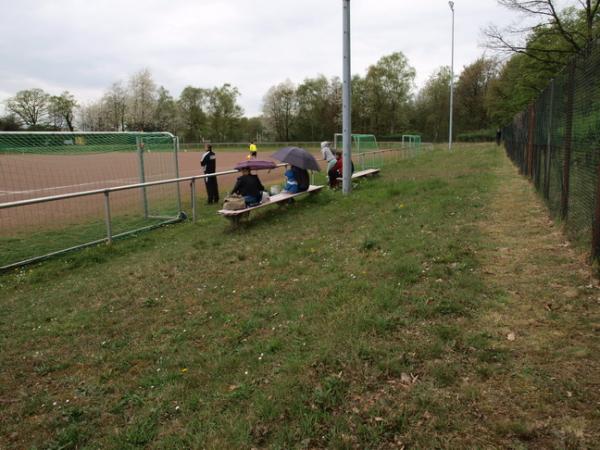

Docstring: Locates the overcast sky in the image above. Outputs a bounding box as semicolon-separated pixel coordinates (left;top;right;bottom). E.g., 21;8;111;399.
1;0;528;117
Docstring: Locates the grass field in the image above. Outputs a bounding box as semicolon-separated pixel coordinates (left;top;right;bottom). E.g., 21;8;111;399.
1;144;599;448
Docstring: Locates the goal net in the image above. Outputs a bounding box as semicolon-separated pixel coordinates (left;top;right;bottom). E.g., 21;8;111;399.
0;131;182;269
333;133;381;170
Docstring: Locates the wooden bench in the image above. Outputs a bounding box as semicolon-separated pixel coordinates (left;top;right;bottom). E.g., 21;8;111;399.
352;168;380;179
218;184;324;224
337;168;381;182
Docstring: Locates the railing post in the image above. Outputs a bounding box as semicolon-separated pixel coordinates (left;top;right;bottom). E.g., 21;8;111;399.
103;190;113;244
174;136;182;213
191;178;197;223
561;62;576;221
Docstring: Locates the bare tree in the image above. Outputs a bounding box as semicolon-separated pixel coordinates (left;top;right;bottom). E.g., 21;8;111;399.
5;88;50;127
102;82;128;131
77;101;111;131
485;0;600;64
262;80;297;141
127;69;157;131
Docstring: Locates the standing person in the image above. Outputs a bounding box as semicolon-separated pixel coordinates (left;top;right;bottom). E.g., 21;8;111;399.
200;144;219;204
495;128;502;146
248;140;258;159
321;141;335;164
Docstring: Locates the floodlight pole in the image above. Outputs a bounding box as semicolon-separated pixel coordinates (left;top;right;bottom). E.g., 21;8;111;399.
448;1;455;151
342;0;352;194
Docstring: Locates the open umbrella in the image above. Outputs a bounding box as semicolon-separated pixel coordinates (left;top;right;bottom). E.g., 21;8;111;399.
271;147;321;171
234;160;277;171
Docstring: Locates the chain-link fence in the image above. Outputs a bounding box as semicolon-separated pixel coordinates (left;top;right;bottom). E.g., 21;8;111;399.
0;132;183;269
1;138;427;270
503;41;600;258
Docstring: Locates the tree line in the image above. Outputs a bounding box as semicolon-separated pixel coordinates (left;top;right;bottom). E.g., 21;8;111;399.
2;0;598;143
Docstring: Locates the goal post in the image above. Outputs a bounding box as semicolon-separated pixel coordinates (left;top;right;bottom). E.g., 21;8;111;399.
402;134;422;149
334;133;380;170
0;131;184;269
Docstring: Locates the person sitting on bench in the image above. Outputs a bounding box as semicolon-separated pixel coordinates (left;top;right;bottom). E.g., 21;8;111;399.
231;167;265;207
328;151;355;188
291;165;309;192
283;166;299;193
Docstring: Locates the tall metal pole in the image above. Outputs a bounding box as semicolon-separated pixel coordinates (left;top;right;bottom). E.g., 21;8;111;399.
448;1;455;151
342;0;352;194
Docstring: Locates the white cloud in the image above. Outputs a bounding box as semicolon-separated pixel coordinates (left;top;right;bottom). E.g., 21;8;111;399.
1;0;523;116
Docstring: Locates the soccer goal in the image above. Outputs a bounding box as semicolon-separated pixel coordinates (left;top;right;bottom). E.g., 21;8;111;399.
333;133;381;170
402;134;422;149
0;131;183;270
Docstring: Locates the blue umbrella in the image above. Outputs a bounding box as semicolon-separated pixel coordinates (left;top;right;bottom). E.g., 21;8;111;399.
271;147;321;171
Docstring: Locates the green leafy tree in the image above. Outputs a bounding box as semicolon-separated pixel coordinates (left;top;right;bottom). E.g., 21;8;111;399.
48;91;78;131
364;52;415;135
177;86;208;142
154;86;178;133
485;0;600;63
412;67;452;142
207;84;244;141
0;114;22;131
455;57;498;132
294;75;342;141
351;75;370;134
5;88;50;127
486;24;574;125
239;116;265;141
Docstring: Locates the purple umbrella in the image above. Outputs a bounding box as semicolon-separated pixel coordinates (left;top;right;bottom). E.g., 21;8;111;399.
234;160;277;171
271;147;321;171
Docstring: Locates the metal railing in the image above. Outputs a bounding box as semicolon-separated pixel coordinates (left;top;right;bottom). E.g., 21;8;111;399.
0;165;286;271
1;145;428;271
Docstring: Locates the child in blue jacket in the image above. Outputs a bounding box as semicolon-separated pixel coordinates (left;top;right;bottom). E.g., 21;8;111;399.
283;166;299;193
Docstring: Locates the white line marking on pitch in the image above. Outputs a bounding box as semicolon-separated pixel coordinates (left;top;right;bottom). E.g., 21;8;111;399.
0;178;138;196
0;173;178;198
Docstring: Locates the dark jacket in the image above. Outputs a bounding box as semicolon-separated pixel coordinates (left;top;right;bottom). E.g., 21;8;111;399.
200;150;216;174
292;166;309;192
232;174;264;198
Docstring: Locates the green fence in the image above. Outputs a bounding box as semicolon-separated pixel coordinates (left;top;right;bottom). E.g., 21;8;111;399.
503;41;600;257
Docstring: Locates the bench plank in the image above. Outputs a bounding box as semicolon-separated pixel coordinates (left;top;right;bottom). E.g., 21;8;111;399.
352;168;380;178
337;168;381;182
218;184;324;217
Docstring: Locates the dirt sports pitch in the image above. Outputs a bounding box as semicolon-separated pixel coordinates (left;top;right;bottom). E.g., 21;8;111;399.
0;150;328;232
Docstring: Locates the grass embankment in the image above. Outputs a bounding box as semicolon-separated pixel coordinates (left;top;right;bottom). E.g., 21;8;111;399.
1;145;599;448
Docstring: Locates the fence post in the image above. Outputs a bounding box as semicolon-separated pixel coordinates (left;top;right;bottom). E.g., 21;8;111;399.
592;163;600;261
103;191;113;244
191;178;197;223
137;138;149;219
544;79;554;199
527;103;536;178
561;62;576;220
